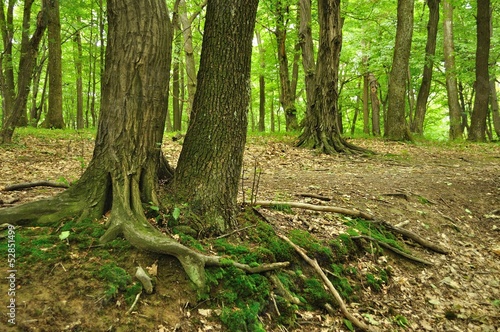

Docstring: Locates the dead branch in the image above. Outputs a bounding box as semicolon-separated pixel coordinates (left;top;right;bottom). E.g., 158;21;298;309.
369;220;449;255
254;200;374;220
297;193;331;201
3;181;69;191
278;234;374;332
269;273;302;305
351;235;434;266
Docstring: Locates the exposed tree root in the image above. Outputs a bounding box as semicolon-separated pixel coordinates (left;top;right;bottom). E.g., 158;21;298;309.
279;234;376;332
351;235;434;266
2;181;70;191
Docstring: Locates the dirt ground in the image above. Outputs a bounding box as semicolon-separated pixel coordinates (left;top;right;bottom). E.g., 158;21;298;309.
0;132;499;331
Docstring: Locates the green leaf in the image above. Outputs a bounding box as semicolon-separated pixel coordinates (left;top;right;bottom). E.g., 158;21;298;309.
59;231;70;241
172;207;181;221
343;319;354;331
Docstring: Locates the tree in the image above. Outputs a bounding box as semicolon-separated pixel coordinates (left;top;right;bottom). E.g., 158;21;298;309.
297;0;365;154
411;0;440;135
42;0;65;129
0;0;47;144
469;0;491;141
443;0;464;140
385;0;414;141
298;0;315;125
0;0;262;288
171;0;259;234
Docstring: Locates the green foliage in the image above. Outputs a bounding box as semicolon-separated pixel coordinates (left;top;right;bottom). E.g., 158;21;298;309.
344;218;407;252
393;314;409;328
220;302;265;332
365;268;389;292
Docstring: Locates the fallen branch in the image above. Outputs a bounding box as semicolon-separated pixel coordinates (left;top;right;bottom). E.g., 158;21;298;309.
254;200;373;220
3;181;69;191
351;235;434;266
278;234;374;332
369;220;449;255
126;291;142;315
297;193;331;201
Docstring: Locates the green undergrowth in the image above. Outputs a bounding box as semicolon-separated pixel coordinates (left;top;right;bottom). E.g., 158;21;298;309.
179;207;404;330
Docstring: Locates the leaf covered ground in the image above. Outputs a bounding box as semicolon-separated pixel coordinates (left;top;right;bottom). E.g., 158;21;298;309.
0;129;499;331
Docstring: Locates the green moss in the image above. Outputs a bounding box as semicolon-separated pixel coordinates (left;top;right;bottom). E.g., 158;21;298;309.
303;277;333;307
345;219;407;252
220;302;265;332
289;229;333;261
125;282;143;306
97;263;132;301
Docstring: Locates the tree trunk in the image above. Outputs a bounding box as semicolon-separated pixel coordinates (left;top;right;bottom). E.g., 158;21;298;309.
42;0;65;129
256;30;266;132
178;0;198;116
490;78;500;139
469;0;491;142
443;0;464;140
297;0;366;154
74;19;84;130
172;0;258;235
172;0;182;132
412;0;440;135
385;0;414;141
369;73;381;136
0;2;47;144
0;0;16;125
363;72;370;134
275;2;298;131
298;0;315;126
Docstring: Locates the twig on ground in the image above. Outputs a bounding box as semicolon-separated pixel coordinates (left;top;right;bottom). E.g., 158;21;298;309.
278;234;374;332
297;193;331;201
351;235;434;266
214;225;256;239
254;200;373;220
126;291;142;315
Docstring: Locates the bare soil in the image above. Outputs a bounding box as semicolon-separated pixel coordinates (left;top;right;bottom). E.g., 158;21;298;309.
0;132;499;331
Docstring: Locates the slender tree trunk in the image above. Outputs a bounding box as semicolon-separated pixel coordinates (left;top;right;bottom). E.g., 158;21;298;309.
363;72;370;134
178;0;199;116
412;0;440;135
490;78;500;139
172;0;182;132
369;73;381;136
443;0;463;140
0;2;47;143
385;0;414;141
299;0;315;125
42;0;65;129
74;18;84;130
172;0;258;235
275;2;298;131
469;0;491;142
0;0;16;124
256;30;266;132
297;0;366;154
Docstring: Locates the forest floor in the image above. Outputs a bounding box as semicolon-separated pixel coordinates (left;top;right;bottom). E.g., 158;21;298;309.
0;130;499;332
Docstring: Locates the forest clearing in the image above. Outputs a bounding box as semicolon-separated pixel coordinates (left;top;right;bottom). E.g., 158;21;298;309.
0;130;498;331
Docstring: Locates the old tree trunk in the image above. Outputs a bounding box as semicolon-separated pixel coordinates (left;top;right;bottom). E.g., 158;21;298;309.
172;0;258;235
0;0;266;288
297;0;365;154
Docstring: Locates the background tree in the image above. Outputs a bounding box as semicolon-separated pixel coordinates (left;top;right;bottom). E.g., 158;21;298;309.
41;0;65;129
443;0;464;140
0;0;47;143
297;0;365;154
172;0;259;234
385;0;414;141
469;0;491;141
411;0;440;135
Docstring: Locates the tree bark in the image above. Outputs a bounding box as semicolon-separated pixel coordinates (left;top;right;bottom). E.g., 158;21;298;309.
0;2;47;144
297;0;366;154
369;73;381;136
469;0;491;142
298;0;315;127
443;0;464;140
172;0;258;235
172;0;183;132
256;30;266;132
385;0;414;141
275;2;298;131
412;0;440;135
74;18;84;129
42;0;65;129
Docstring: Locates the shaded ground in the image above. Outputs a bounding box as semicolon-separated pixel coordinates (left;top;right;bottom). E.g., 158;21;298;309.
0;130;499;331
